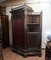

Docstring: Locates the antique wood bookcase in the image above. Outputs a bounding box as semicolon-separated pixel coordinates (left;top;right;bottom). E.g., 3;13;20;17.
10;5;42;57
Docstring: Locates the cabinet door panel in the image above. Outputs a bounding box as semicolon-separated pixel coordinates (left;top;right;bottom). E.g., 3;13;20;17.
13;17;24;48
28;33;41;49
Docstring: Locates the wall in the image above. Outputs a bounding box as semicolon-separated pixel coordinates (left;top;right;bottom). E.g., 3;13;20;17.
6;0;51;48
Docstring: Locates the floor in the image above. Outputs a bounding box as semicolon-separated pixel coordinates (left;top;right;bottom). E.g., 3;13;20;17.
2;48;45;60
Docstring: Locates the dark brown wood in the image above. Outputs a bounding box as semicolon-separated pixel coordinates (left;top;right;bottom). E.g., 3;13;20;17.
45;41;51;60
10;5;42;57
0;6;6;15
0;14;9;48
27;13;42;49
0;41;4;60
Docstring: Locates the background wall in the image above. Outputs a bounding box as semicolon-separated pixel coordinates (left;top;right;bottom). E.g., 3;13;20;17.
5;0;51;48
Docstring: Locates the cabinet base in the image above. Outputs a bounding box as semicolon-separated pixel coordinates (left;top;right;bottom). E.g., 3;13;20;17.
10;45;42;57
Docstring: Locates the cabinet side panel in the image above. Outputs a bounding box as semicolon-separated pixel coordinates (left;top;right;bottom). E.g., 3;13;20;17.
12;9;25;49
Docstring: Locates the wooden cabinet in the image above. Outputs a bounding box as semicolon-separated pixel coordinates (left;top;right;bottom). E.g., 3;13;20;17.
10;5;42;57
0;14;9;48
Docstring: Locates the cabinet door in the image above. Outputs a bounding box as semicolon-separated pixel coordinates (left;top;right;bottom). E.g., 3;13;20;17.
13;17;25;49
28;33;41;49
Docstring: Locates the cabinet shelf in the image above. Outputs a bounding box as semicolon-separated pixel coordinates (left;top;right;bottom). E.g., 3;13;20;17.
27;12;41;15
27;24;40;32
27;23;40;25
27;32;40;34
27;14;40;23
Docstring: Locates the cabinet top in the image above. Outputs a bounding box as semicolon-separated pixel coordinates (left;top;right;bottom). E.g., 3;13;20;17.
10;4;33;13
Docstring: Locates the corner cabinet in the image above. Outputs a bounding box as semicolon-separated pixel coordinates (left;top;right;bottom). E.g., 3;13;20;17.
10;5;42;57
